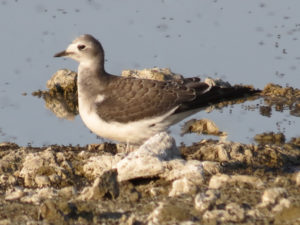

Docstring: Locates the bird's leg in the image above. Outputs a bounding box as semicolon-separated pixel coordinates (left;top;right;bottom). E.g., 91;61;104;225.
125;141;136;152
126;140;130;152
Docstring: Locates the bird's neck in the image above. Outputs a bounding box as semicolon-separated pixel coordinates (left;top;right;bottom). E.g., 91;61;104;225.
78;57;105;76
77;58;107;102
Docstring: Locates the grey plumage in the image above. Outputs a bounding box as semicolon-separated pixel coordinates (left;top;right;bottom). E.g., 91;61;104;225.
54;34;259;144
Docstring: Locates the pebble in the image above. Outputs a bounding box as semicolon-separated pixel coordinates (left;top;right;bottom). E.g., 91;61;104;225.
58;186;77;198
148;201;193;224
78;169;119;200
169;177;198;197
5;187;25;201
194;189;220;212
294;171;300;186
202;203;245;223
35;175;51;187
260;187;287;207
208;174;230;189
209;174;264;189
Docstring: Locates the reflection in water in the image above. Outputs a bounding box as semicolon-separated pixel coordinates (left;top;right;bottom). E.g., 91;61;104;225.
261;83;300;117
32;69;78;120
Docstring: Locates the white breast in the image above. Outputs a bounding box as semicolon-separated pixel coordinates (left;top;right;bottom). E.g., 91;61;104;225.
78;95;178;144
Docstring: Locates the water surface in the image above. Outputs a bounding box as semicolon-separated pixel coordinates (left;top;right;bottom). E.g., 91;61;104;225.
0;0;299;146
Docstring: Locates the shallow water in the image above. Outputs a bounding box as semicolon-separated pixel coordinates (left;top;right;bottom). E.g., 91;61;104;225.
0;0;299;146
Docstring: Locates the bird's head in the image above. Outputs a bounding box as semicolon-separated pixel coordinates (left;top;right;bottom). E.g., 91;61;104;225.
54;34;104;64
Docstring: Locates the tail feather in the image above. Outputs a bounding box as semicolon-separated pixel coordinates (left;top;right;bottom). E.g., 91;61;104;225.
176;84;260;113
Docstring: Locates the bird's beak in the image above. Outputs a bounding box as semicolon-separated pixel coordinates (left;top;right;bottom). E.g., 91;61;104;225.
54;50;69;57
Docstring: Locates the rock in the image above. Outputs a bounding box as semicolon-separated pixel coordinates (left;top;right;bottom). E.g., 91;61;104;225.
209;174;263;189
158;158;205;196
272;198;291;213
258;187;288;208
254;132;285;145
261;83;300;117
147;201;193;224
259;105;272;117
87;142;117;153
274;176;290;186
208;174;230;189
294;171;300;186
257;187;292;214
262;83;300;99
202;209;227;223
201;161;222;174
260;187;287;206
216;144;230;161
194;189;220;212
0;142;19;150
58;186;77;199
181;119;227;136
0;174;17;186
149;187;165;197
204;78;231;88
116;132;180;181
169;177;198;197
35;175;51;187
32;69;78;120
230;175;264;187
5;187;25;201
39;200;66;225
181;139;292;169
289;137;300;147
46;69;77;91
202;203;245;223
180;140;235;162
78;169;119;200
83;132;204;189
121;214;141;225
43;92;78;120
163;159;204;182
82;154;123;179
225;202;245;222
20;188;58;205
49;174;61;183
19;147;72;187
121;67;183;81
246;208;265;220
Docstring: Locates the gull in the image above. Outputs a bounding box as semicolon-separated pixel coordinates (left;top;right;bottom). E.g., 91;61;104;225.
54;34;258;145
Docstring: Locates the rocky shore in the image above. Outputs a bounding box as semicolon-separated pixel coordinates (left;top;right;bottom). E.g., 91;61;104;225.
1;68;299;224
1;133;300;224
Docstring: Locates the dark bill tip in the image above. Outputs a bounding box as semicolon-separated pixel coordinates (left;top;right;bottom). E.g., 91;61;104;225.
54;50;68;57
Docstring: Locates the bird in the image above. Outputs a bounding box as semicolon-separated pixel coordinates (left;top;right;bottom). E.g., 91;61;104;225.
54;34;259;146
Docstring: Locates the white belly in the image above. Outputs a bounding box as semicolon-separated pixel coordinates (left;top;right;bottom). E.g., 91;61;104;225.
78;97;177;144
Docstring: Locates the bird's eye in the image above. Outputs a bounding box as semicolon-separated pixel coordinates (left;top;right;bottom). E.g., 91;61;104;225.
77;45;86;50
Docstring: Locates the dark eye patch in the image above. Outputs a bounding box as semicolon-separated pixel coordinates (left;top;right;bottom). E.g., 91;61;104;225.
77;45;86;50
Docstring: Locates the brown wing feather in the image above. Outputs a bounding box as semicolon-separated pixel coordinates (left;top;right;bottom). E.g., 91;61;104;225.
96;77;207;123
